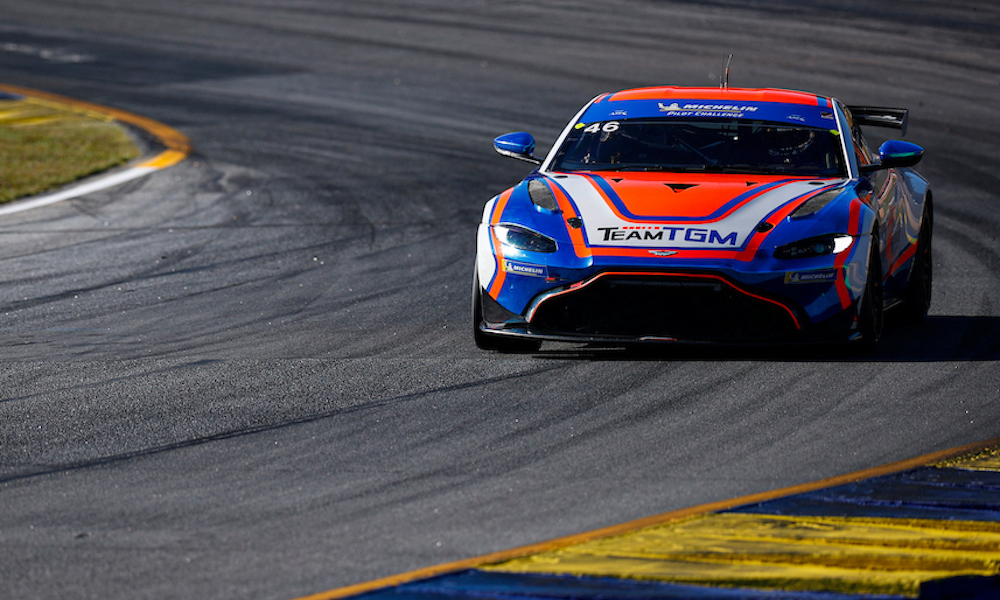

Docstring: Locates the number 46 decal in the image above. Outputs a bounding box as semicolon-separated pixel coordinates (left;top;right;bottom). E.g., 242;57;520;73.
583;121;620;133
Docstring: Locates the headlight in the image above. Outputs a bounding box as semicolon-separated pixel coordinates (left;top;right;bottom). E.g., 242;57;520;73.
774;234;853;259
493;224;557;253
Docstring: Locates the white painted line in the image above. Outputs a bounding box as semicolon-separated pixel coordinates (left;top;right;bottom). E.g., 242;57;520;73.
0;166;157;217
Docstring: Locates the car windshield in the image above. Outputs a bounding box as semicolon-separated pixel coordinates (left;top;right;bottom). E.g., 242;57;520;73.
550;118;846;177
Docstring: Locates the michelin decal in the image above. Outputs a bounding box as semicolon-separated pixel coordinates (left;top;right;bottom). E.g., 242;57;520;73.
784;269;838;284
658;102;760;118
504;260;548;278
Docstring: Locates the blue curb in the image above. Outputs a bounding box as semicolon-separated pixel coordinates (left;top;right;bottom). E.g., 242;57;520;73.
732;466;1000;521
350;570;910;600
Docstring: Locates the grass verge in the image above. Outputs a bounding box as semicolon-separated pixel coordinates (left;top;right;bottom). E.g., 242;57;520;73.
0;97;141;204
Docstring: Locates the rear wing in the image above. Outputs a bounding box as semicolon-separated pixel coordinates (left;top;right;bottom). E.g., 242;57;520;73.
847;106;909;136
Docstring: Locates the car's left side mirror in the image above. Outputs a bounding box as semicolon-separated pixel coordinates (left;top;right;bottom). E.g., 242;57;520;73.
494;132;541;165
861;140;924;174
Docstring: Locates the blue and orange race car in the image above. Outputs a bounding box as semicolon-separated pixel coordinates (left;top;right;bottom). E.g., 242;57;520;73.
473;86;932;351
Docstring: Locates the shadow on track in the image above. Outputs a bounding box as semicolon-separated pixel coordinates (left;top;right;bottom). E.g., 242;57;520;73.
529;315;1000;363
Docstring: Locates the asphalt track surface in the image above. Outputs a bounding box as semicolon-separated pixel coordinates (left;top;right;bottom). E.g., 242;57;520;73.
0;2;998;599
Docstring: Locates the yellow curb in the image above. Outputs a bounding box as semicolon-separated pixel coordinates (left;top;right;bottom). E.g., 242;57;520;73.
485;513;1000;597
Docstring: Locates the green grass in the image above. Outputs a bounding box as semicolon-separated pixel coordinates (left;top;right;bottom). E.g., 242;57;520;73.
0;99;141;203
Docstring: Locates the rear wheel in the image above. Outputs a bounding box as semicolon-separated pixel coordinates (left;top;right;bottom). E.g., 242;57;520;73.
898;201;933;324
857;232;884;347
472;270;541;353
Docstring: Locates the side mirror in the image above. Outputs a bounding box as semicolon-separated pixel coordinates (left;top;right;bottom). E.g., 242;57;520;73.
494;132;541;165
861;140;924;174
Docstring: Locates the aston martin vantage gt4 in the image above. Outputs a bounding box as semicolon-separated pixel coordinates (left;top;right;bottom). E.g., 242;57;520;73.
474;87;932;352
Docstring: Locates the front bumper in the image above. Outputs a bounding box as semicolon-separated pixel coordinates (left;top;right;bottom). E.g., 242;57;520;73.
479;267;863;345
529;271;801;342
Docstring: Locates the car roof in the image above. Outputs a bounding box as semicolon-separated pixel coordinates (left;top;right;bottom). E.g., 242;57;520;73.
597;86;830;107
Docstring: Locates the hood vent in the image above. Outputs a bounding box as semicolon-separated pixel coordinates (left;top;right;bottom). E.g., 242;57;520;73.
664;183;697;192
528;179;559;212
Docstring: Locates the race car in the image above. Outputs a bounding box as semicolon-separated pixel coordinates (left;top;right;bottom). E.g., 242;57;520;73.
474;86;931;352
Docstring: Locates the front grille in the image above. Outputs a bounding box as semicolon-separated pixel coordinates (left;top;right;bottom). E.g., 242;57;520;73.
530;273;799;342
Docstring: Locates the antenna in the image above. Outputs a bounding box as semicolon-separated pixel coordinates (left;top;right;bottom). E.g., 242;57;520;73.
721;54;733;90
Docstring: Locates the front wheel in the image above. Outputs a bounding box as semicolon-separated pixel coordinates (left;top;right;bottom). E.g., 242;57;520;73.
898;201;933;324
472;270;541;353
857;233;884;347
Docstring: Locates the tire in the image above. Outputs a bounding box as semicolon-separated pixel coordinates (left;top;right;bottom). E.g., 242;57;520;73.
472;270;541;353
857;232;884;347
898;201;933;324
